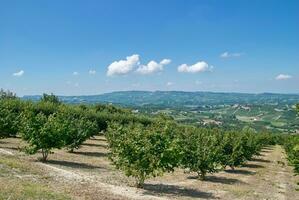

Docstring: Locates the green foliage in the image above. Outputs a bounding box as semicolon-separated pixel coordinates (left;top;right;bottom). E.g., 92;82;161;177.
0;99;25;138
57;106;98;152
106;121;181;187
219;131;246;169
179;127;223;179
284;135;299;175
19;103;99;160
20;111;64;161
0;95;278;184
1;96;153;161
107;120;272;185
41;93;61;104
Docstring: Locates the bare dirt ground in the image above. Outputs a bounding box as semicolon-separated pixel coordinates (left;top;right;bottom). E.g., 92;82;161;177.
0;135;298;200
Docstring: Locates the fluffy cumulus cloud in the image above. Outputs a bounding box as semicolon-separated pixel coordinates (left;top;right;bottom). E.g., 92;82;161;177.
73;71;79;76
136;59;171;74
89;69;96;75
178;61;212;73
275;74;292;80
107;54;140;76
12;70;24;77
220;51;242;58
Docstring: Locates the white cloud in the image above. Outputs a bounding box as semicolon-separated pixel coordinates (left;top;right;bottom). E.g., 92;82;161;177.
160;59;171;65
178;61;212;73
89;69;96;75
275;74;292;80
107;54;140;76
12;70;24;77
73;71;79;76
136;59;171;74
166;82;174;86
220;51;242;58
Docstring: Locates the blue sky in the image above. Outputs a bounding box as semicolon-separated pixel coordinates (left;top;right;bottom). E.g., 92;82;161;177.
0;0;298;96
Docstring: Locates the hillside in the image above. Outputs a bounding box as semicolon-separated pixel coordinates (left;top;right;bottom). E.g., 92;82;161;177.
23;91;299;106
23;91;299;133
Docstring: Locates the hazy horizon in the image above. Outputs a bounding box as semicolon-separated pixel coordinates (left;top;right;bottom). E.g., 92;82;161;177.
20;89;299;98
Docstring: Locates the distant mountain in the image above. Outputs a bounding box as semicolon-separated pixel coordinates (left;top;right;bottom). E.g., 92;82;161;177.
22;91;299;107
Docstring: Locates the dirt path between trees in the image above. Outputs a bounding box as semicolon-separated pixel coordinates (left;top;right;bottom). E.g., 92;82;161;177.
0;136;298;200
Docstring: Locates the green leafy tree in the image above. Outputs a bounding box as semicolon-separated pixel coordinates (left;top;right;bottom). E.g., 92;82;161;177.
20;111;64;161
0;99;24;138
283;105;299;175
41;93;61;104
219;131;246;170
106;121;181;188
284;135;299;175
57;107;98;152
241;131;260;161
179;127;223;180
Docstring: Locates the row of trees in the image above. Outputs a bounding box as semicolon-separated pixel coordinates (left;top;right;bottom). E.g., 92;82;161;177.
283;105;299;175
1;90;298;187
106;120;275;187
283;135;299;175
0;93;152;161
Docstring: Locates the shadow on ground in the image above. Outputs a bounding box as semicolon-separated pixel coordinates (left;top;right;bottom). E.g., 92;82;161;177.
1;146;20;151
45;159;101;169
251;158;271;163
242;163;265;168
82;143;108;148
260;149;272;153
143;183;215;199
90;138;107;142
72;151;108;157
187;175;245;185
224;169;256;175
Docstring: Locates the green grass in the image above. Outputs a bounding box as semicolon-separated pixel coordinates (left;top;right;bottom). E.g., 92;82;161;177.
0;178;71;200
270;121;286;127
0;155;71;200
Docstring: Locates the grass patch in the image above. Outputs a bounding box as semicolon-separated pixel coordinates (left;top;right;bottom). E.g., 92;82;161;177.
0;155;36;173
0;177;71;200
0;155;71;200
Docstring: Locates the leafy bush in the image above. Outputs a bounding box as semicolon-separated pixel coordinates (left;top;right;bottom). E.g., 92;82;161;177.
283;105;299;175
57;107;98;152
284;135;299;175
106;121;181;187
179;127;223;180
219;131;246;170
0;99;25;138
20;111;64;161
40;93;61;104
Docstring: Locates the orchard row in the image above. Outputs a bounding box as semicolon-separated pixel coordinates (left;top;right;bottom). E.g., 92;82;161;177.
0;92;298;187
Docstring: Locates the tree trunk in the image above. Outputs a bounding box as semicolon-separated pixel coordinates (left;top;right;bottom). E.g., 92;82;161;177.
68;148;74;153
41;149;48;162
198;170;206;181
136;176;145;188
